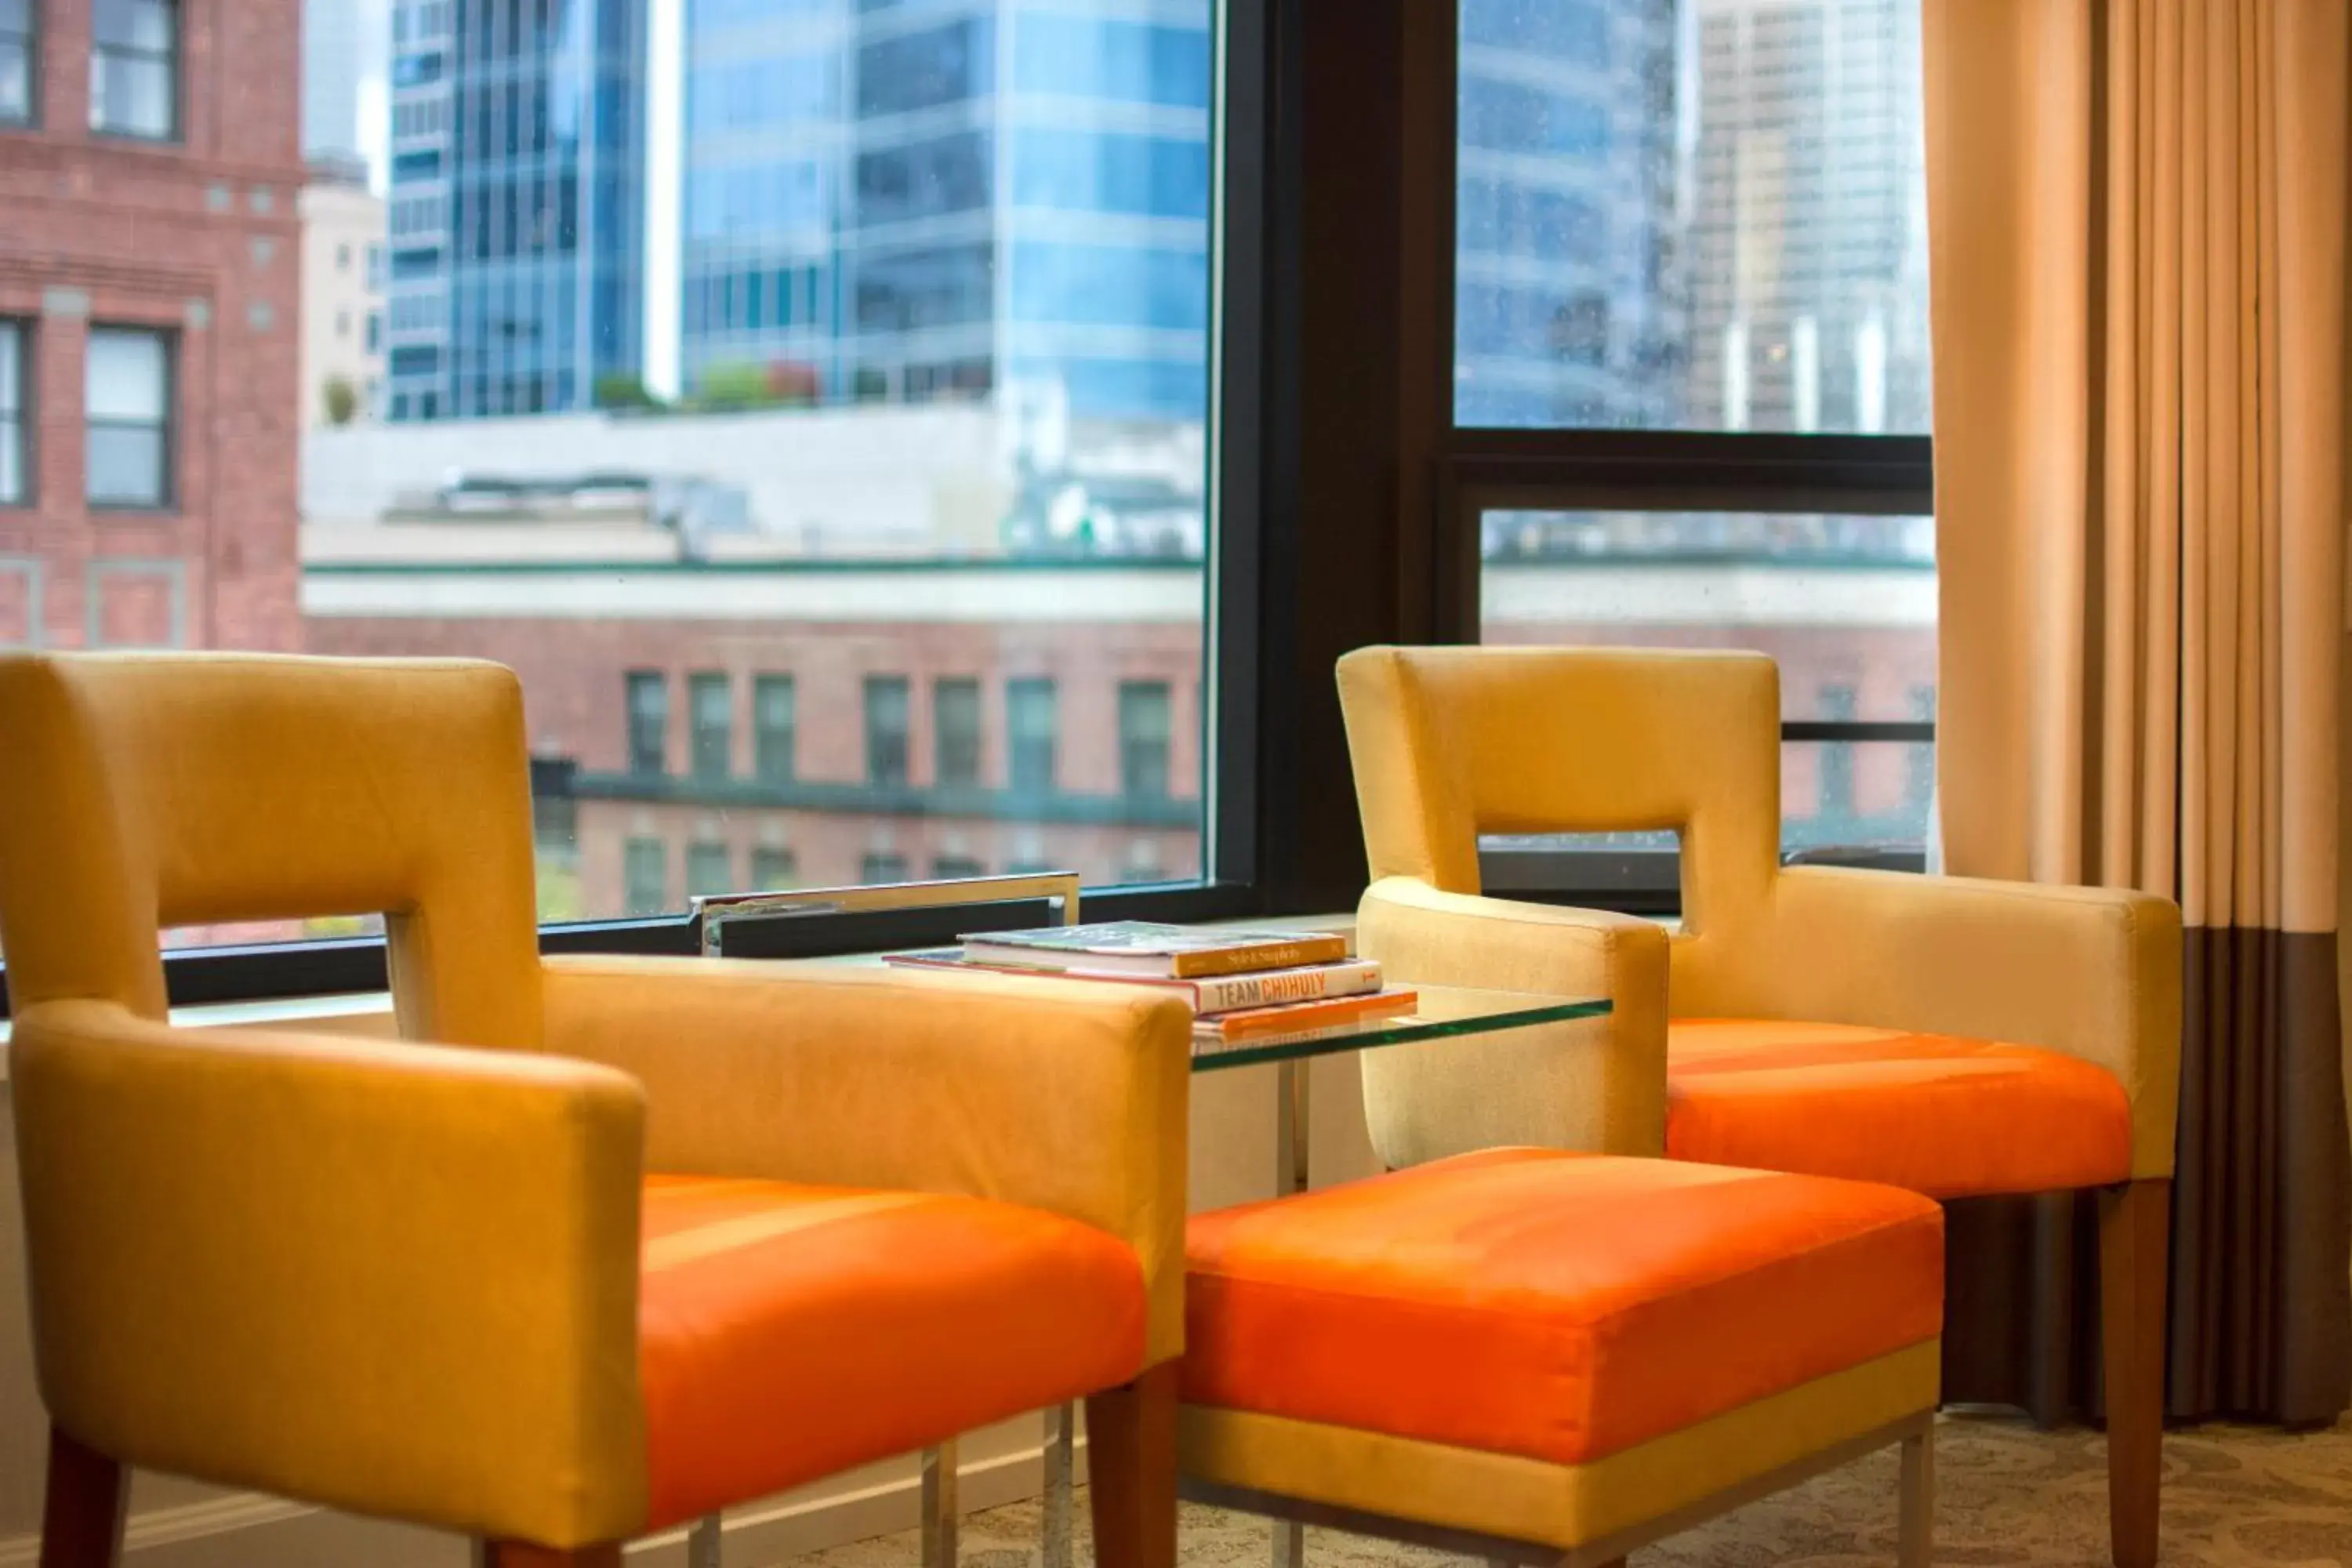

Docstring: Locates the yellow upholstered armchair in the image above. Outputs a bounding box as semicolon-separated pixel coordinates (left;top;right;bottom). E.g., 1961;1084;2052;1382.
0;654;1190;1568
1336;645;2181;1568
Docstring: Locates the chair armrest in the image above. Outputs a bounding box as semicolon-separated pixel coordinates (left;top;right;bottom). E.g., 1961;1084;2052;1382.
9;1001;648;1546
539;955;1194;1364
1352;877;1669;1163
1773;866;2182;1179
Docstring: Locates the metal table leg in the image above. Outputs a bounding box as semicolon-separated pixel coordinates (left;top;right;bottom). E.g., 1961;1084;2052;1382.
686;1515;723;1568
1270;1058;1312;1568
923;1441;959;1568
1042;1403;1076;1568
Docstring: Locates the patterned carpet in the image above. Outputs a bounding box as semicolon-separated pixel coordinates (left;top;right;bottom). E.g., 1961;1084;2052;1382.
771;1414;2352;1568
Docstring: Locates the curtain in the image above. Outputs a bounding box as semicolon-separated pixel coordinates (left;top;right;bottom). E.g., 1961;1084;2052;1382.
1925;0;2351;1424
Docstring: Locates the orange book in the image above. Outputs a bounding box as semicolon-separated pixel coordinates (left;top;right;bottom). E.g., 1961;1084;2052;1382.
1190;988;1419;1044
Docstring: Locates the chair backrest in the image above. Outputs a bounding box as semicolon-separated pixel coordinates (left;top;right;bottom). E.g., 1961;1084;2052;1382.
1336;645;1784;985
0;654;545;1050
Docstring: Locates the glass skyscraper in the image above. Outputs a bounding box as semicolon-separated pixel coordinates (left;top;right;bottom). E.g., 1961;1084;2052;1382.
681;0;1213;423
384;0;651;420
1454;0;1683;428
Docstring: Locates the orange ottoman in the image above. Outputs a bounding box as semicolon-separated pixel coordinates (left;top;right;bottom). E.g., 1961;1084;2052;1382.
1178;1149;1944;1567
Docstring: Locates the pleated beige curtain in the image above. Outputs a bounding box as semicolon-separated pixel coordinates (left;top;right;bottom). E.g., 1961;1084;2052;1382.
1925;0;2350;1422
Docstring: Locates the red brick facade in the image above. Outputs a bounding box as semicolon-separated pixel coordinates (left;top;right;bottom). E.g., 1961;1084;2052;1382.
305;605;1213;906
0;0;305;654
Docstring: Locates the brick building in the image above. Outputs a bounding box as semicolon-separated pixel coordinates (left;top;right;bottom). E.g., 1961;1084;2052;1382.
0;0;306;655
302;556;1212;916
298;528;1933;920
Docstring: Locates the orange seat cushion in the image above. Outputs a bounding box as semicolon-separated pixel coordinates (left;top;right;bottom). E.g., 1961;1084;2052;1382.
638;1174;1147;1528
1181;1149;1942;1466
1666;1019;2135;1199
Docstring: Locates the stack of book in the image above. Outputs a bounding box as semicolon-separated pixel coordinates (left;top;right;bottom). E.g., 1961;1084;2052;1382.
885;920;1417;1052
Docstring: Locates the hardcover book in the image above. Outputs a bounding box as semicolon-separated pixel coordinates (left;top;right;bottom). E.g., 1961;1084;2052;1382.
883;949;1384;1015
954;920;1350;979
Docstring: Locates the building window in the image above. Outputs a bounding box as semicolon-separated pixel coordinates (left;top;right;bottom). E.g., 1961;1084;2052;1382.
689;671;732;779
750;846;797;891
860;851;909;884
90;0;177;140
934;677;981;789
337;243;353;272
0;321;24;506
1119;681;1172;800
0;0;34;124
686;839;732;899
623;837;667;917
932;854;985;880
1007;677;1057;795
753;674;796;783
865;675;910;786
625;670;668;775
1817;684;1857;818
85;326;172;509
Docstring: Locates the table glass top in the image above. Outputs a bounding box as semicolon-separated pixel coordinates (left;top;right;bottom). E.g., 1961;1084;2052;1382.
1189;986;1611;1073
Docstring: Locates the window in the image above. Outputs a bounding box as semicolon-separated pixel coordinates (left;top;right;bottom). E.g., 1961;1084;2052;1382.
623;837;666;917
626;670;668;775
1455;0;1926;435
1119;681;1171;800
931;854;984;880
686;839;732;899
85;327;171;508
0;321;24;506
1007;678;1057;796
864;676;910;787
750;845;797;891
63;0;1229;970
90;0;177;140
934;677;981;789
1;0;33;124
689;671;732;779
1460;0;1936;889
753;675;796;784
860;851;909;884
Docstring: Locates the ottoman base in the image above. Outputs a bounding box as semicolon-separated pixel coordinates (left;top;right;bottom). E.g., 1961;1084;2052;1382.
1179;1341;1938;1567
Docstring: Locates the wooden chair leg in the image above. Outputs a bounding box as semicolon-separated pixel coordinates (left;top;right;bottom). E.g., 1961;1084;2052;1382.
2099;1178;2170;1568
40;1425;126;1568
475;1542;623;1567
1085;1363;1179;1568
1898;1423;1934;1567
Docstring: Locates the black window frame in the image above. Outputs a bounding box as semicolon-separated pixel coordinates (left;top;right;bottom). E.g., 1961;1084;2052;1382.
0;0;38;128
88;0;180;143
83;323;176;512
